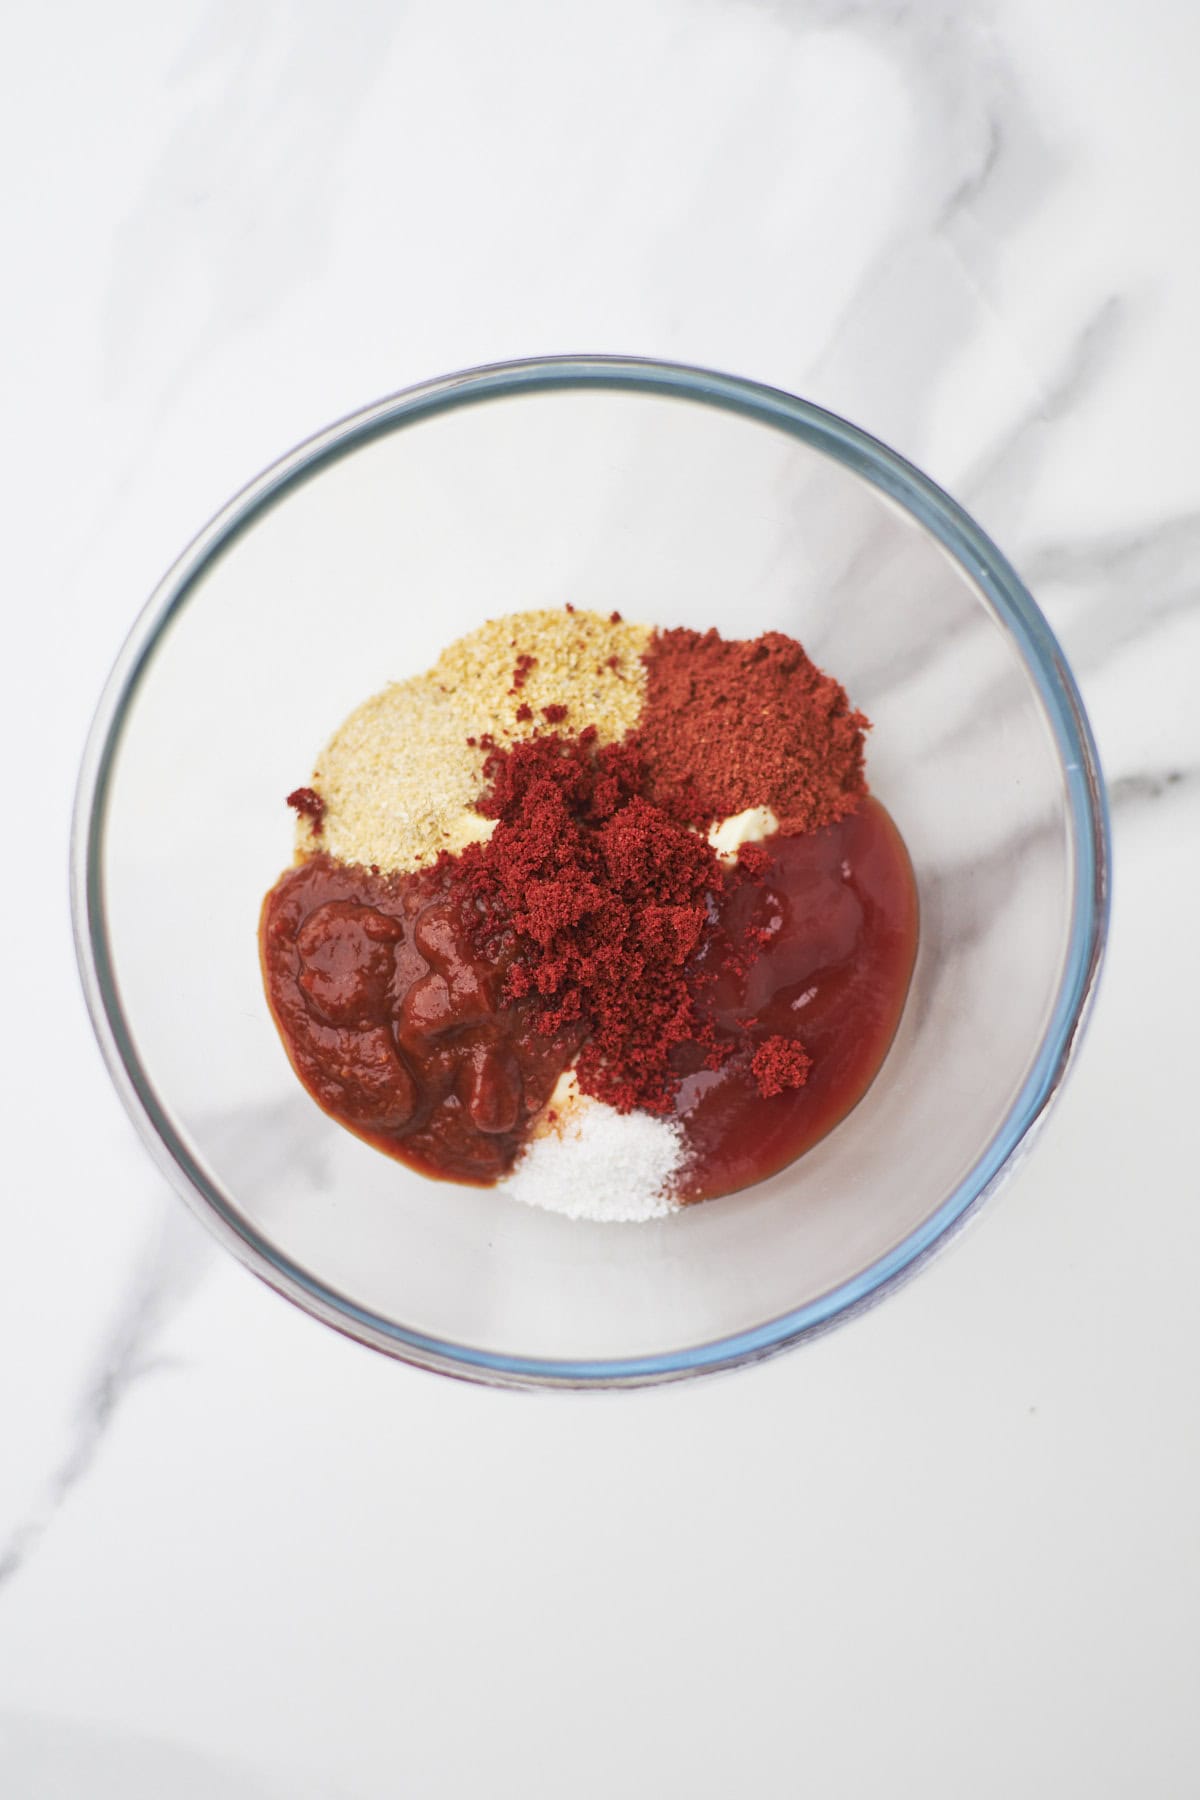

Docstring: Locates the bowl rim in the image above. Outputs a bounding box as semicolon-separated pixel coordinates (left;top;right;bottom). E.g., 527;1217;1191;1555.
71;353;1111;1389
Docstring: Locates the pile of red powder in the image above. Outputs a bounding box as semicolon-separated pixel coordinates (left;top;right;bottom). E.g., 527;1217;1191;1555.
451;613;869;1113
457;731;739;1112
632;627;868;834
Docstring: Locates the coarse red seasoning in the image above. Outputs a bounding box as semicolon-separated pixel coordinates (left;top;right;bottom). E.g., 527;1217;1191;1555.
456;730;742;1113
750;1036;813;1098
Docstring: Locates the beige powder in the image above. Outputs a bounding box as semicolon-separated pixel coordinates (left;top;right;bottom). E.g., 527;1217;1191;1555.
294;675;491;871
294;608;651;873
432;609;650;748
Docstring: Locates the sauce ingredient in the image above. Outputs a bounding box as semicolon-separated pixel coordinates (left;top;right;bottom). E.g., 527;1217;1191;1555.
505;1101;685;1222
708;806;779;863
291;675;491;873
292;610;648;873
676;798;918;1201
262;610;918;1212
750;1037;813;1098
433;609;650;748
634;627;868;833
458;730;737;1115
286;786;326;835
261;853;583;1184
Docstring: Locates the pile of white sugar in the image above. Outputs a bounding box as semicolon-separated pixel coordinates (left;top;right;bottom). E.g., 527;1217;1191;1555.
503;1100;685;1223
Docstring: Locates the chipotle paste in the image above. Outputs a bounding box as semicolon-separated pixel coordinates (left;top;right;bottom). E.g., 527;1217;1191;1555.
260;613;918;1204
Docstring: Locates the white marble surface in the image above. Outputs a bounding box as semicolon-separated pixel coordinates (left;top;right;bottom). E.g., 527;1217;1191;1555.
3;1;1198;1793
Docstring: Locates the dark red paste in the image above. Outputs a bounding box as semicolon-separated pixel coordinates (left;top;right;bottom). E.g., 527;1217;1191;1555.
286;786;326;835
261;854;583;1184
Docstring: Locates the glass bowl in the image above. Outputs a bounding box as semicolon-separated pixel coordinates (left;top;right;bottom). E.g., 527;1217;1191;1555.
72;357;1109;1387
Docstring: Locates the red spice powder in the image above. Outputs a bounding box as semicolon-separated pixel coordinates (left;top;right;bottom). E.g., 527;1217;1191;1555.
454;733;739;1113
632;628;869;834
751;1036;812;1098
736;841;771;878
286;786;326;835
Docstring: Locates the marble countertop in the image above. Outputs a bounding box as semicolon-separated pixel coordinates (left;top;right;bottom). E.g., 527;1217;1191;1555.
4;2;1198;1794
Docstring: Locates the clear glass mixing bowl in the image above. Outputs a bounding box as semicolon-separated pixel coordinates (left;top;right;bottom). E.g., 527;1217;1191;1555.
72;357;1109;1386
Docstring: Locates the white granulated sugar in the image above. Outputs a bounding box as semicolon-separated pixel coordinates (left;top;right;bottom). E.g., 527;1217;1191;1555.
504;1098;685;1223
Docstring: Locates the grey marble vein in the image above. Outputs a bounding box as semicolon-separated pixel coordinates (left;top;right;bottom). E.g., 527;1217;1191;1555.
1023;509;1200;674
1027;510;1200;586
962;296;1128;509
0;1207;212;1592
745;4;1121;716
792;0;1054;405
1109;765;1198;810
925;483;1200;762
937;110;1003;228
0;1098;334;1593
809;297;1131;711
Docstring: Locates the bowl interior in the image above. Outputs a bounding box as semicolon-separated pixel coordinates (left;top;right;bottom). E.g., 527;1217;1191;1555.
90;370;1099;1378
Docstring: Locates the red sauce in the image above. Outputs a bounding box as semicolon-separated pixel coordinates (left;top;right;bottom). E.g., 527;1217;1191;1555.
260;856;582;1185
673;797;918;1200
285;785;325;834
260;798;916;1199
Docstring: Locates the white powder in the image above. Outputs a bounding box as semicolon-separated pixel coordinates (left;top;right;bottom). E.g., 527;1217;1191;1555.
503;1097;686;1223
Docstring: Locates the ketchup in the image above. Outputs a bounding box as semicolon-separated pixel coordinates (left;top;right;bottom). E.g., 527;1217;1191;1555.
677;798;917;1198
